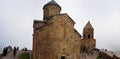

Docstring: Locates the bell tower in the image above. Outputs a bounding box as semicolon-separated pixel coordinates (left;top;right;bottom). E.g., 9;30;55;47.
43;0;61;21
83;21;94;39
81;21;96;52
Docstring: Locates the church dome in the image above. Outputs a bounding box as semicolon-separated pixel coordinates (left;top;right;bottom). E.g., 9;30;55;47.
43;0;61;10
47;0;58;5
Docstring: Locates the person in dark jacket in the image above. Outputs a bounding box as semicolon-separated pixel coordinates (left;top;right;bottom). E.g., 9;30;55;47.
13;47;17;57
3;47;6;56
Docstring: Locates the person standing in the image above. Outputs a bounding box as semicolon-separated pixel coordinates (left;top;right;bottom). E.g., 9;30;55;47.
5;47;8;54
3;47;6;56
13;47;17;57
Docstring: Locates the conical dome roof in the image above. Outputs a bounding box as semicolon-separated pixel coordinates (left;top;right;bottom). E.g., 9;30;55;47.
47;0;58;5
84;21;93;29
43;0;61;10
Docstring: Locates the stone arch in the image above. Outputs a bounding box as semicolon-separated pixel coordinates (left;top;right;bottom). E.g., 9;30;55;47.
58;53;67;59
61;56;66;59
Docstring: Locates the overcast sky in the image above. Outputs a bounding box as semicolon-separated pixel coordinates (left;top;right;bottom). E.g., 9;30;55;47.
0;0;120;51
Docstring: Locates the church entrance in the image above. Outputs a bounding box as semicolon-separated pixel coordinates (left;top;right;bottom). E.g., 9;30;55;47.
61;56;66;59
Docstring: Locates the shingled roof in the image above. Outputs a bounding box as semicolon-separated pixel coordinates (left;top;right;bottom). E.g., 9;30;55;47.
84;21;93;29
43;0;61;10
47;0;58;5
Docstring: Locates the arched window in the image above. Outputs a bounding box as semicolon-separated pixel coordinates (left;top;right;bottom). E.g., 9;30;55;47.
84;34;86;38
88;35;90;39
92;35;93;38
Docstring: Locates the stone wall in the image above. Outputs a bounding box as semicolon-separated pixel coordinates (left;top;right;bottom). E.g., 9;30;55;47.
101;52;113;59
113;55;120;59
101;50;120;59
81;39;96;52
33;14;81;59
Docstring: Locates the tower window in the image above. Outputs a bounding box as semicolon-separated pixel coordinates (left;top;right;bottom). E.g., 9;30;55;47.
92;35;93;38
84;34;86;38
88;35;90;39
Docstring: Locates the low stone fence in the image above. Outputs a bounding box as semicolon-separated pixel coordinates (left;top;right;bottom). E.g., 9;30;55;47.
101;51;113;59
100;50;120;59
113;54;120;59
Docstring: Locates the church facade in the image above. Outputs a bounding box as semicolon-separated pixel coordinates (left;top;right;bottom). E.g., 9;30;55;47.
32;0;96;59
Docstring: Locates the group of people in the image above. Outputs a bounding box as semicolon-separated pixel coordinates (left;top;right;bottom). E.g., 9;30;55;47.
2;47;8;56
2;46;19;57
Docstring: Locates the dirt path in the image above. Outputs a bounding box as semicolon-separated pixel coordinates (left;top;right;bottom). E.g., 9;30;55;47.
2;50;29;59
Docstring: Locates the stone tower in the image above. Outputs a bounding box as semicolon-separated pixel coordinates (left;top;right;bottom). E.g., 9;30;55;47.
81;21;96;52
32;0;81;59
43;0;61;21
83;21;94;39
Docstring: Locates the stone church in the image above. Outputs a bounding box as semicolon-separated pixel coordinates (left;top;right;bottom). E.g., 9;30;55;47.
32;0;96;59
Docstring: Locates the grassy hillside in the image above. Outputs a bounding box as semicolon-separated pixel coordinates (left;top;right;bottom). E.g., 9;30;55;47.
19;52;30;59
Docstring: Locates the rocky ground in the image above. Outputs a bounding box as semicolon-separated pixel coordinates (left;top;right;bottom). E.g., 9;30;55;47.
0;50;99;59
81;50;99;59
1;50;31;59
